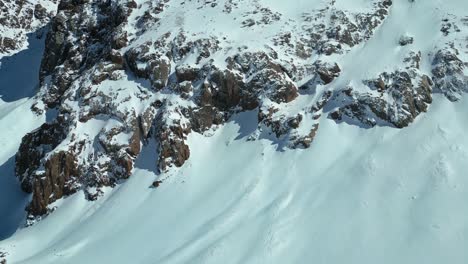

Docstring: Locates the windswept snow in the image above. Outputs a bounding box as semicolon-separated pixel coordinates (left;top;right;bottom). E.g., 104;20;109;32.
0;96;44;242
1;95;468;264
0;15;47;241
1;0;468;263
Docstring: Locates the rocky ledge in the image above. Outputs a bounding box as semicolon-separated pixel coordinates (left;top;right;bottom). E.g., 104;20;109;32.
6;0;467;220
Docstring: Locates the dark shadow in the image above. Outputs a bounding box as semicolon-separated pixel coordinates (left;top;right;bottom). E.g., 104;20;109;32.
134;138;160;174
297;77;321;96
0;156;29;240
229;109;289;152
0;27;47;102
258;131;289;152
45;107;59;123
230;110;259;141
124;69;153;91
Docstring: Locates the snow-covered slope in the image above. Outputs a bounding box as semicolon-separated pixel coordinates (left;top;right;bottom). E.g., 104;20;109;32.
1;0;468;263
2;95;468;263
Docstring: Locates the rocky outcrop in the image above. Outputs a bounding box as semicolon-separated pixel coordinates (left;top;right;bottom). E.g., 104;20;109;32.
29;151;79;216
282;0;393;57
15;0;148;218
329;72;433;128
0;251;6;264
0;0;57;55
125;42;172;90
158;124;191;172
11;0;468;220
16;117;70;193
432;49;468;101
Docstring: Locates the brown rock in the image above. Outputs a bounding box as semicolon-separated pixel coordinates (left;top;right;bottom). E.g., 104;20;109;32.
175;66;200;82
157;123;191;172
292;124;319;148
110;50;124;65
199;82;213;106
152;180;162;188
189;106;224;132
112;32;128;49
150;58;171;90
316;62;341;84
287;114;303;129
127;0;138;9
16;121;68;193
34;4;47;20
117;155;134;177
1;37;17;51
211;70;242;109
28;151;78;216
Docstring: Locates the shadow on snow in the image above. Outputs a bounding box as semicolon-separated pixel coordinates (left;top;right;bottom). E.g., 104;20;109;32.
0;156;30;240
0;28;47;102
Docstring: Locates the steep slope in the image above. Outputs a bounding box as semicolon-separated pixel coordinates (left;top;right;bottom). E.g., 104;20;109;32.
1;0;468;263
2;96;468;264
12;0;468;219
0;0;55;244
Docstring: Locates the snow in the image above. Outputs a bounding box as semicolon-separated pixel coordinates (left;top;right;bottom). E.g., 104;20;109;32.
0;98;44;240
1;95;468;264
1;0;468;263
0;37;46;243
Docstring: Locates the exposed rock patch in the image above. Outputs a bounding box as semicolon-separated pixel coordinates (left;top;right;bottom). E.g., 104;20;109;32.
9;0;468;221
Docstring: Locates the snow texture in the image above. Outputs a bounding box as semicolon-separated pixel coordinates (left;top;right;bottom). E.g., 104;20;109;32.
1;0;468;263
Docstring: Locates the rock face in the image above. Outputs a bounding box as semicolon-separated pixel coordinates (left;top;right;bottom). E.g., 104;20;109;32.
7;0;468;219
432;49;468;101
329;71;433;128
0;0;57;55
16;119;70;193
0;251;6;264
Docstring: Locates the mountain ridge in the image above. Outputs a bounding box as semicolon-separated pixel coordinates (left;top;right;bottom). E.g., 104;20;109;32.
0;0;468;262
12;0;467;219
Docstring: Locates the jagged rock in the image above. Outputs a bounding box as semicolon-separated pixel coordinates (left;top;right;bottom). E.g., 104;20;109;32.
403;51;422;69
291;124;319;149
34;4;48;20
0;0;56;54
0;251;7;264
0;37;17;51
330;72;433;128
110;50;124;65
14;0;151;217
296;0;392;56
28;151;79;216
11;0;466;220
316;62;341;84
158;125;191;172
432;49;468;101
125;43;171;89
210;69;243;109
39;12;69;79
287;114;303;129
189;106;225;133
399;35;414;46
16;119;69;193
127;0;137;9
151;58;171;90
177;81;193;95
139;106;158;138
258;107;295;138
151;180;163;188
175;65;201;82
232;52;299;104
